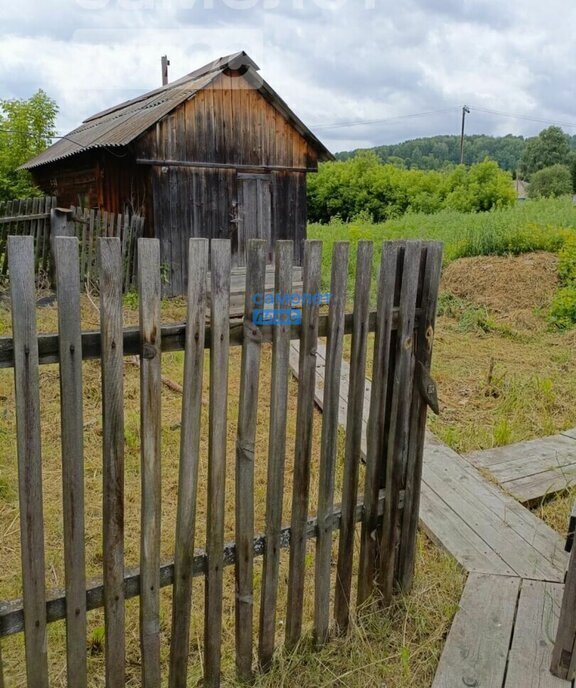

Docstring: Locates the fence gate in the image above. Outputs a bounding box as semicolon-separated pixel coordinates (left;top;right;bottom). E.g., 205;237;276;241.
0;236;442;687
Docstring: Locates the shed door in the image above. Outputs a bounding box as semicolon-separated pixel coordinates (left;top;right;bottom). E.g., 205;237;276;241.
235;173;272;267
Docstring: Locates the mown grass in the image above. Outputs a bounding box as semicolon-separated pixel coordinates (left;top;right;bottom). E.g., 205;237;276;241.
309;197;576;298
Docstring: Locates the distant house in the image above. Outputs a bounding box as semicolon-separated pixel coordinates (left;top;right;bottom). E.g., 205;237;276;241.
22;52;333;296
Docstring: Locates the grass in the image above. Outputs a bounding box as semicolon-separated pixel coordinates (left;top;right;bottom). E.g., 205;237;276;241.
309;197;576;297
0;295;464;687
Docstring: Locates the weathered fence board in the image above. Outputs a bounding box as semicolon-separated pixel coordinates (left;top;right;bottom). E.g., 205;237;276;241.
235;240;267;681
53;236;88;688
314;241;349;645
204;240;231;688
258;241;294;669
138;239;162;688
334;241;373;633
8;236;49;688
285;240;322;648
99;238;126;688
0;237;442;688
169;239;209;687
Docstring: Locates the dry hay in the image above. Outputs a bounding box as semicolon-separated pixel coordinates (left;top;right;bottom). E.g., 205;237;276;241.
441;251;559;329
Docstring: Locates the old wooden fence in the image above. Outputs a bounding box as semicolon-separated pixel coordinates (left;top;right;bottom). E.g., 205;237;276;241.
0;236;442;687
0;197;143;289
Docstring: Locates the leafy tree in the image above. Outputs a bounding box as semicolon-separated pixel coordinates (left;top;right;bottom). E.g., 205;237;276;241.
0;90;58;201
527;164;573;198
520;126;571;178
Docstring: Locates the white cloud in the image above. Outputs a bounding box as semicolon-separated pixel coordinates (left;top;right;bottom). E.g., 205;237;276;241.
1;0;575;153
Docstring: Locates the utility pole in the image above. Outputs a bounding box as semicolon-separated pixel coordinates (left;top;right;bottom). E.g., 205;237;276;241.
460;105;470;165
161;55;170;86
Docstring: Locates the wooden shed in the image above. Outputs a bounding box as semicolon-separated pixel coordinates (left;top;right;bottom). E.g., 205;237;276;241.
22;52;333;296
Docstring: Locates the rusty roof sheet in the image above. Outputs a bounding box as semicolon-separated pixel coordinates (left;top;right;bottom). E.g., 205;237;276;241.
22;51;333;169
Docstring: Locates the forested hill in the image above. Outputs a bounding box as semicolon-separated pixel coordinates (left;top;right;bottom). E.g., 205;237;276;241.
336;134;576;172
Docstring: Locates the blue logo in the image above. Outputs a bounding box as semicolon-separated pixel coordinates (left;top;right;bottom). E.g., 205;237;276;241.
253;309;302;326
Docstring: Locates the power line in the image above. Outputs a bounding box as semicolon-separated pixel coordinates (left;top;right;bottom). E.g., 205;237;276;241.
467;105;576;129
312;107;460;130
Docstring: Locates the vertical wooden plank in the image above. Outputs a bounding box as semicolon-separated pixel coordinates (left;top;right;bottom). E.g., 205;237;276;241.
138;239;162;688
397;242;442;591
98;237;125;688
314;242;349;645
285;240;322;649
234;239;267;681
169;239;209;688
378;241;422;604
551;544;576;678
8;236;49;688
356;243;400;608
53;236;87;688
204;239;231;688
334;241;373;633
258;241;293;670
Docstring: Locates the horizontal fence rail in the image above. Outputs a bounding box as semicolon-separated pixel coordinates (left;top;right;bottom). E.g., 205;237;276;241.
0;236;442;687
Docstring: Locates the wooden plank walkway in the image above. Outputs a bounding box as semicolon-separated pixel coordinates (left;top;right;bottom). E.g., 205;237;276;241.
289;339;571;686
466;431;576;504
432;573;571;688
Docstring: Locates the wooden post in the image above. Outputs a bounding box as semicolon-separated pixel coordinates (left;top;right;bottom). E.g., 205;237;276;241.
50;207;74;237
551;544;576;678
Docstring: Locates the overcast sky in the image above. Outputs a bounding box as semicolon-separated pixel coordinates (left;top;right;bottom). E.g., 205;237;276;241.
1;0;575;153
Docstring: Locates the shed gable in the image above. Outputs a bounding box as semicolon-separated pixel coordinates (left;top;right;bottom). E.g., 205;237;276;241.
136;71;320;170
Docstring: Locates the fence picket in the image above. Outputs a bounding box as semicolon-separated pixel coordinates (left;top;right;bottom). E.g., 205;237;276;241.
334;241;373;633
169;239;209;688
53;236;88;688
357;242;400;607
258;241;293;670
98;237;126;688
314;241;349;645
8;236;49;688
138;239;162;688
377;242;422;604
204;239;231;688
235;239;267;681
285;240;322;649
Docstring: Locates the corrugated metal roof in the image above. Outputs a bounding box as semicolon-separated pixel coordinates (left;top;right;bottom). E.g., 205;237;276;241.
22;51;333;169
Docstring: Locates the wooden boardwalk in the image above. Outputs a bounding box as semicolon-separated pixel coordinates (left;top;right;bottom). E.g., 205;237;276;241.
466;430;576;504
289;340;571;686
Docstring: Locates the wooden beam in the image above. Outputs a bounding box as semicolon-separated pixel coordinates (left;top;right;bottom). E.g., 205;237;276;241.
0;311;420;369
0;494;385;638
136;158;318;173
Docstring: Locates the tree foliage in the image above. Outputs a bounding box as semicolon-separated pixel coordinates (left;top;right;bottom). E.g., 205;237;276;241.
527;164;573;198
519;126;572;178
0;90;58;201
307;152;516;223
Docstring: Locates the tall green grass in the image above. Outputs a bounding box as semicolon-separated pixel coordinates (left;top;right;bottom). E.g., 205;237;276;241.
308;197;576;295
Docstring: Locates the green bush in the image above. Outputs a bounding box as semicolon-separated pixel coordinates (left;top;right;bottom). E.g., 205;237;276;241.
549;286;576;329
527;164;573;199
307;152;516;223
